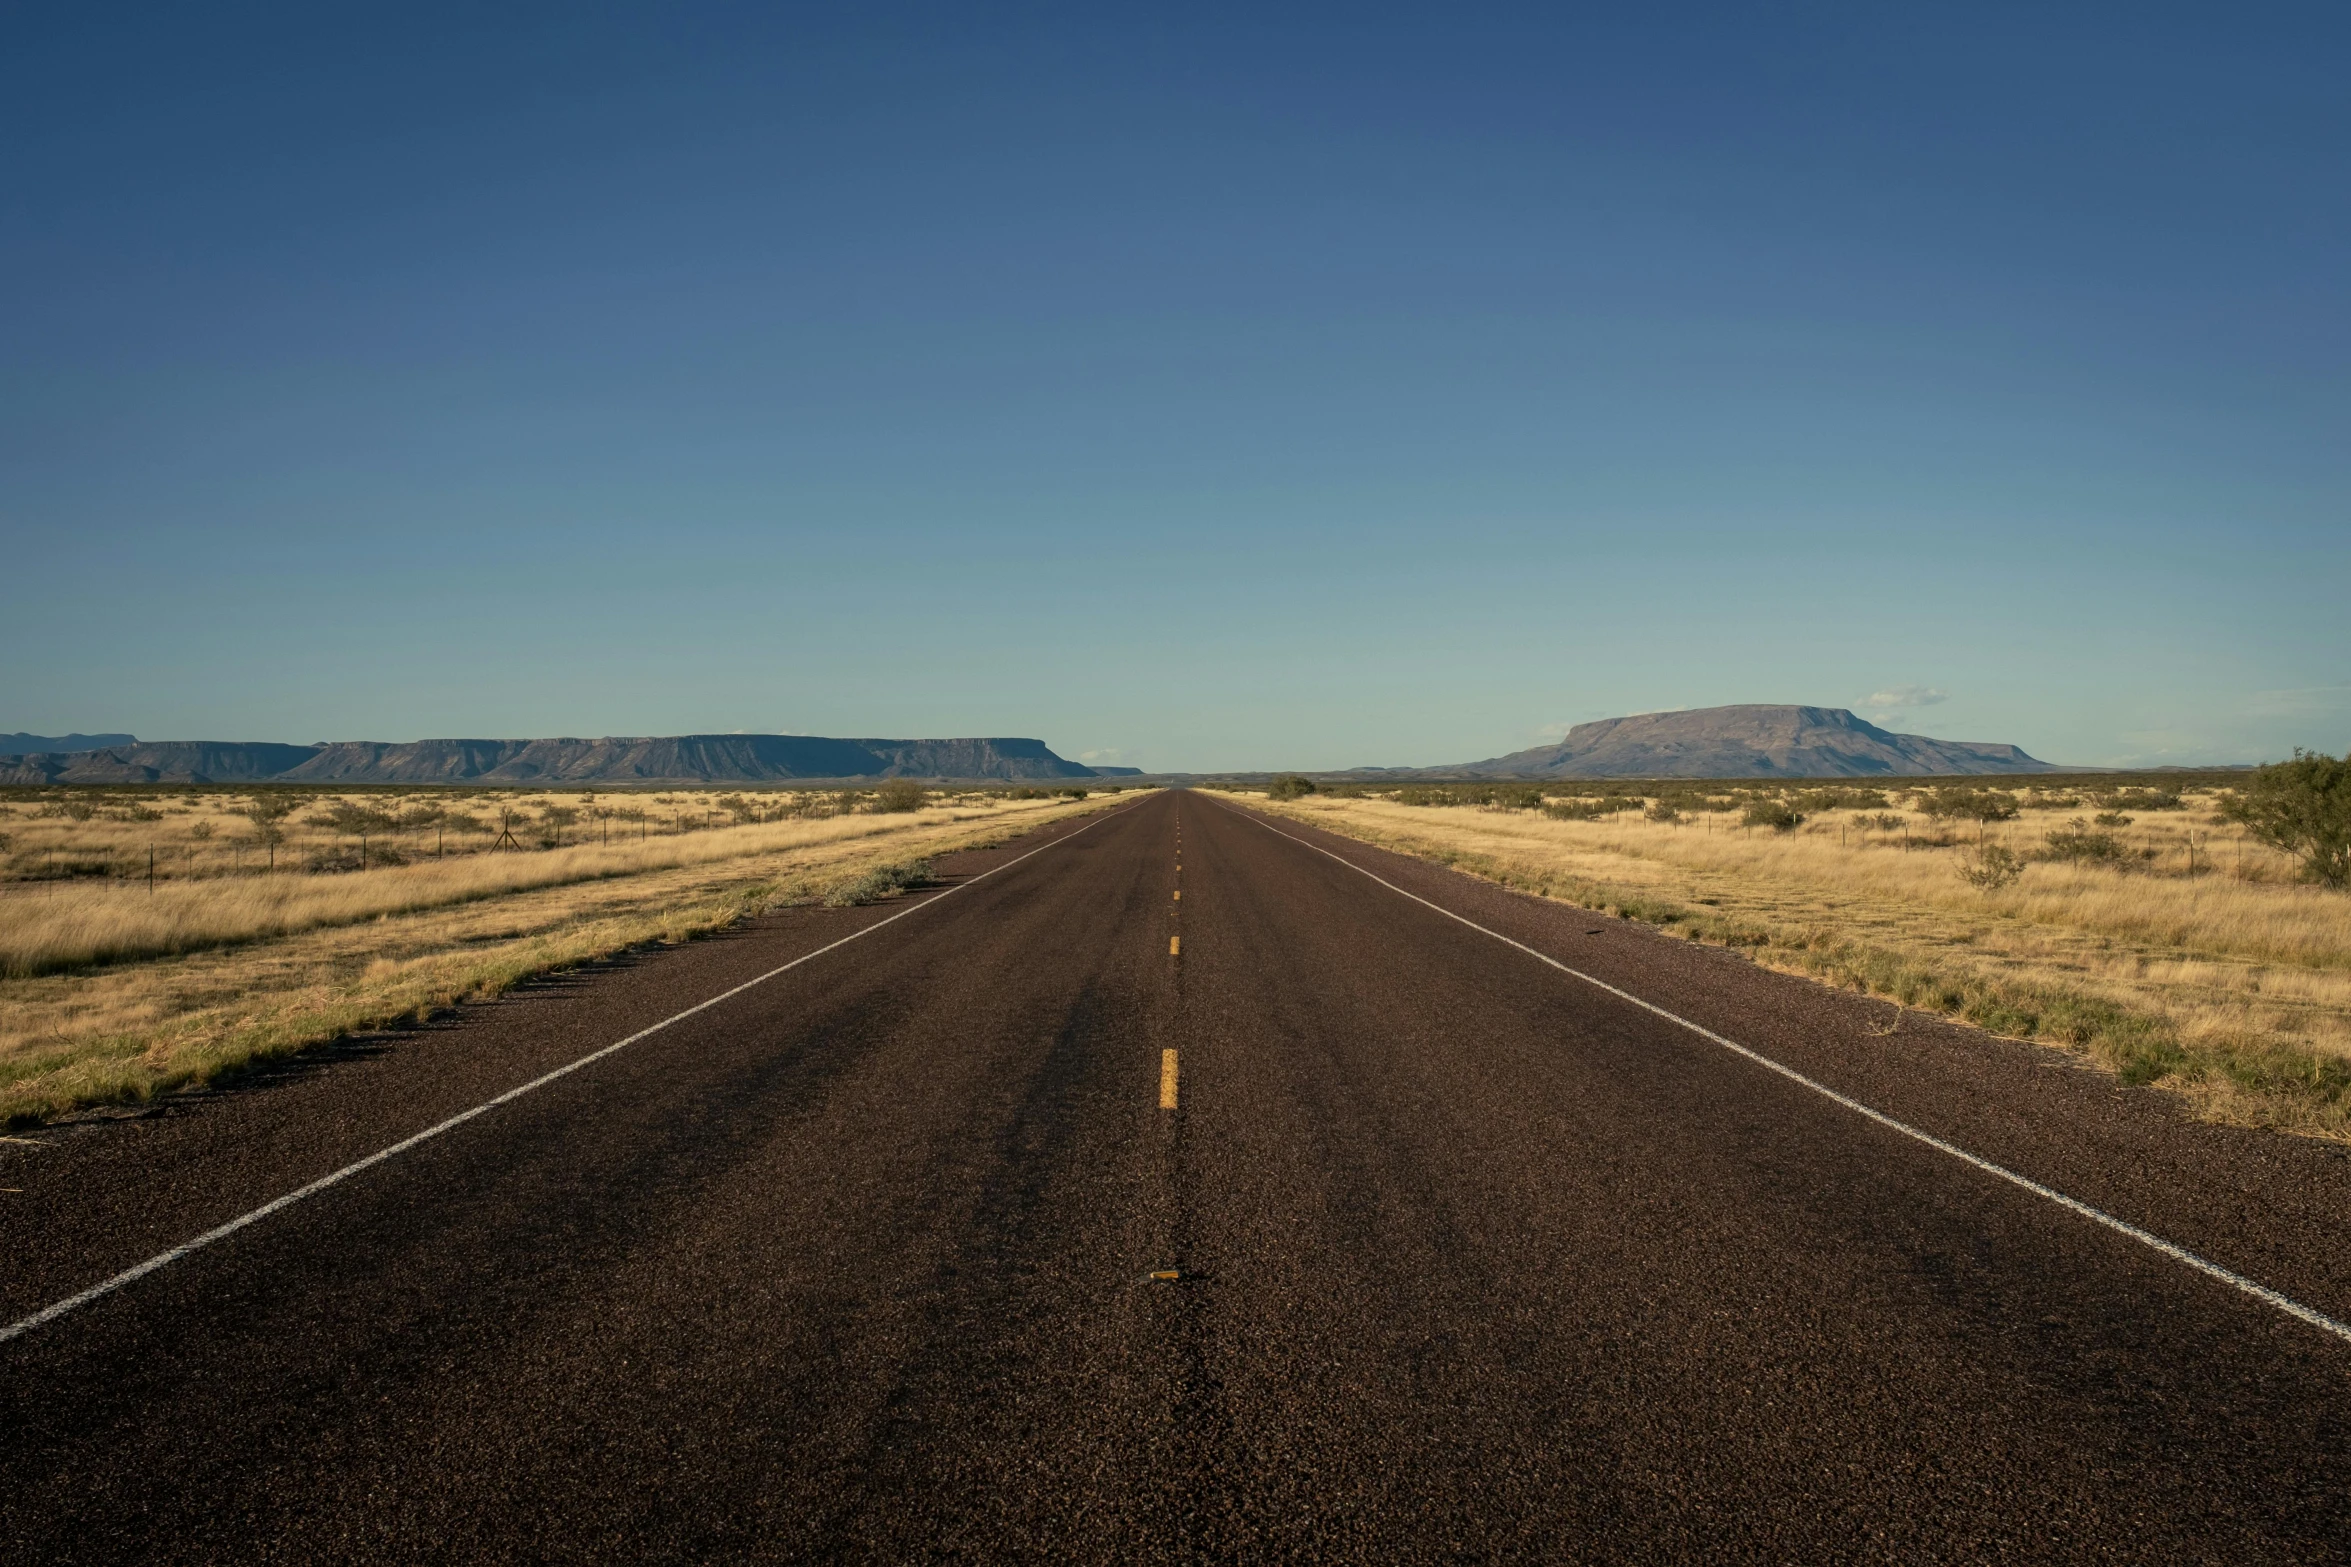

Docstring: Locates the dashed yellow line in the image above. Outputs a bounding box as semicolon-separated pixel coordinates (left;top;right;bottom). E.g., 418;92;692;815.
1159;1048;1179;1109
1172;889;1180;901
1169;935;1180;956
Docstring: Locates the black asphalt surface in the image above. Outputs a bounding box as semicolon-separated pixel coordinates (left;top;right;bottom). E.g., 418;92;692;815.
3;789;2349;1562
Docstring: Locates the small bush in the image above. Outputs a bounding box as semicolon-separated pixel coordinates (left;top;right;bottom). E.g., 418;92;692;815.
824;858;934;906
2093;811;2133;828
1644;801;1680;823
2101;788;2184;812
2042;819;2127;864
2222;749;2351;888
1793;787;1890;812
1267;774;1318;800
304;842;410;873
1919;787;2020;823
1742;801;1804;832
1959;843;2024;890
240;796;296;846
874;780;929;813
310;800;401;836
1858;813;1907;831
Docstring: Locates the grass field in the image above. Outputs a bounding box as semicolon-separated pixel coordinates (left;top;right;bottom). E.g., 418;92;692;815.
1242;780;2351;1140
0;784;1131;1127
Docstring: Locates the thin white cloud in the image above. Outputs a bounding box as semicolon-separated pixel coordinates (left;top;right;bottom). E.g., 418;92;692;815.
2248;685;2351;719
1864;685;1947;712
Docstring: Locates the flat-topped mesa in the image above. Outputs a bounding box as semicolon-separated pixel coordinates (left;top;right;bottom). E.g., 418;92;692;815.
0;734;1104;785
1462;704;2055;779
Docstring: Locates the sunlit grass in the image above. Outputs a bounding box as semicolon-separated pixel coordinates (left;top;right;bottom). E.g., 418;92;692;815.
0;789;1134;1126
1252;789;2351;1139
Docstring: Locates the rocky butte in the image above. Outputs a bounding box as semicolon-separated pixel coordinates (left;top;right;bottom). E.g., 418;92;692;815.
1453;704;2057;779
0;734;1136;786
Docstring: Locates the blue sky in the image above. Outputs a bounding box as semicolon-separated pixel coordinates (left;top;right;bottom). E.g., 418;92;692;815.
4;4;2344;771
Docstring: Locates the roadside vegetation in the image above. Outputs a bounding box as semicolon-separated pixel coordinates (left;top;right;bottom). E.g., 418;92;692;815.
1225;761;2351;1140
0;783;1136;1126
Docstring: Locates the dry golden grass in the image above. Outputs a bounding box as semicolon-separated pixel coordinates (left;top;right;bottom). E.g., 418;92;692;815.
0;789;1134;1127
1248;788;2351;1139
1;802;1061;977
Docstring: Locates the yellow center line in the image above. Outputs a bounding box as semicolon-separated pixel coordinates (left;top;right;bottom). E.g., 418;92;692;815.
1159;1048;1179;1109
1172;888;1180;900
1169;935;1180;956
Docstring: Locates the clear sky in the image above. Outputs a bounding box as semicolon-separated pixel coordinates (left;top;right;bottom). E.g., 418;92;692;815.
4;4;2344;771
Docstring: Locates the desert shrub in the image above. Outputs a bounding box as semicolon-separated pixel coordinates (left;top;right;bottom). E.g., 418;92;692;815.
1919;787;2020;823
311;800;400;836
874;779;929;813
303;841;409;873
1793;787;1889;812
189;821;214;841
1644;801;1680;823
2093;810;2133;828
1390;783;1542;809
2101;788;2184;812
240;796;296;846
2029;792;2082;809
1547;797;1624;821
1858;813;1907;831
1742;801;1804;832
39;799;98;821
2222;750;2351;888
2042;819;2128;864
1958;843;2024;891
1267;774;1318;800
824;858;933;906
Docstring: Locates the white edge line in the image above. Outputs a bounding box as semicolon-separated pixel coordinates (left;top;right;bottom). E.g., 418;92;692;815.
1;799;1138;1347
1224;801;2351;1349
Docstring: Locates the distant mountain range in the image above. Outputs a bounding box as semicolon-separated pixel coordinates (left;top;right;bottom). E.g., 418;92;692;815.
0;734;1135;786
1447;705;2056;778
2;732;136;754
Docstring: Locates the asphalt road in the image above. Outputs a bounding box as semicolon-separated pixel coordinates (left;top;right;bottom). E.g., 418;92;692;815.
3;789;2349;1562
